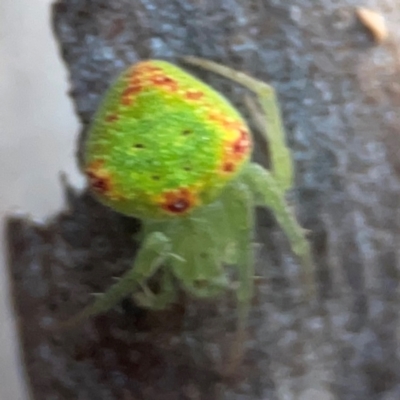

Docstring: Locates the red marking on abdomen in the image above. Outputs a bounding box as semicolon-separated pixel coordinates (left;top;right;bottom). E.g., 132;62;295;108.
105;113;119;123
85;160;113;195
232;129;251;155
133;63;163;74
161;188;195;214
121;85;142;105
127;63;162;81
150;75;178;91
185;90;204;100
220;129;251;174
223;162;235;173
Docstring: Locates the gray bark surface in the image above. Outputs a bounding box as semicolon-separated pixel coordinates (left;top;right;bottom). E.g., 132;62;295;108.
6;1;400;399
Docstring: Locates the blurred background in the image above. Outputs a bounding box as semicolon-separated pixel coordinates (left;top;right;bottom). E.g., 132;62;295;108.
0;0;83;398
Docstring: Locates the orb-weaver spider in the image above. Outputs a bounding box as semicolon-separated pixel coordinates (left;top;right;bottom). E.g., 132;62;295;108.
63;57;315;373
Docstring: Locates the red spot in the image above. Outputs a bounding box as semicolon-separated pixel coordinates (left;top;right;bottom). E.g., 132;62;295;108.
121;85;142;105
161;188;195;214
220;129;251;174
223;162;235;173
129;77;142;86
152;76;174;84
105;113;119;123
128;63;162;80
88;175;110;192
185;90;204;100
150;75;178;91
166;198;190;213
86;160;112;195
232;129;251;155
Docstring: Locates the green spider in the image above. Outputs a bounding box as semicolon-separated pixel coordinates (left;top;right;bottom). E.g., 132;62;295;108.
66;57;315;373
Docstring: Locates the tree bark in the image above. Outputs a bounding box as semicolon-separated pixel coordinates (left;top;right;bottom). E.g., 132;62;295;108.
6;1;400;399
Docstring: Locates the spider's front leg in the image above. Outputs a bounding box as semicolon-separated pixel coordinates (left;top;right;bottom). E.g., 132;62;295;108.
56;232;171;329
242;164;315;297
182;56;293;191
182;57;315;298
133;268;177;310
220;182;255;376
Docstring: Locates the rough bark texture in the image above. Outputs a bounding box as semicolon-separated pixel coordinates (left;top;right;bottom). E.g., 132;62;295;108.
6;1;400;399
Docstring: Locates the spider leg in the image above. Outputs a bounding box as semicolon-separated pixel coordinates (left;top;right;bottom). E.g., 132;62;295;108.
242;163;315;298
220;182;255;376
56;232;171;329
182;56;293;191
133;269;177;310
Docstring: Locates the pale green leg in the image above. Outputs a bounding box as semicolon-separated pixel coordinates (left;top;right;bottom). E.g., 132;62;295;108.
182;57;315;298
182;56;293;191
168;183;255;374
133;269;177;310
57;232;171;328
242;163;315;298
221;182;255;375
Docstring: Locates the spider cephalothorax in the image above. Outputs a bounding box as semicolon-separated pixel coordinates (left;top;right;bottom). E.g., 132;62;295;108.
66;57;315;374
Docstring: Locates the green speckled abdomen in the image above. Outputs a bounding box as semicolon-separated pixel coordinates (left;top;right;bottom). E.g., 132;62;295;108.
84;60;252;219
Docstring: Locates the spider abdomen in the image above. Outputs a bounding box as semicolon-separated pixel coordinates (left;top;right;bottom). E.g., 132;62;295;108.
84;60;252;219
